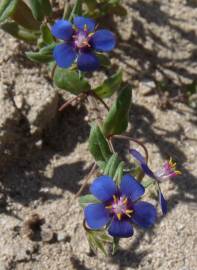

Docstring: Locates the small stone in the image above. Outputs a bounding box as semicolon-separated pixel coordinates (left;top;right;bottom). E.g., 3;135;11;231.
13;95;24;109
139;79;156;94
41;224;55;243
57;232;67;242
35;139;43;150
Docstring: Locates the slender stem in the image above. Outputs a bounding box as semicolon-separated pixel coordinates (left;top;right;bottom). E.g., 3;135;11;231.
112;134;149;162
91;92;110;111
75;163;97;198
51;63;57;80
108;136;116;154
58;93;86;112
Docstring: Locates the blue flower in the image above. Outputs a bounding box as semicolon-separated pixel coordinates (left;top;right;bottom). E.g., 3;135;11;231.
51;16;116;72
129;149;181;215
84;175;157;238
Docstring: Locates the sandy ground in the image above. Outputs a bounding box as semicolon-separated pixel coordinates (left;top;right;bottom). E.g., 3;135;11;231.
0;0;197;270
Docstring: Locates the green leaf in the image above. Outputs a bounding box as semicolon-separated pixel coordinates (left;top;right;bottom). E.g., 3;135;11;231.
40;23;54;44
104;153;120;177
11;1;40;30
26;43;55;63
0;0;18;23
102;84;132;137
79;194;100;208
86;229;112;256
29;0;52;21
103;154;124;185
93;70;122;98
89;125;112;166
1;22;38;43
68;0;82;21
113;161;124;186
54;67;91;95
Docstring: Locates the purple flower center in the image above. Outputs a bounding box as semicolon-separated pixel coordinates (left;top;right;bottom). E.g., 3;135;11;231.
72;25;94;50
106;195;133;220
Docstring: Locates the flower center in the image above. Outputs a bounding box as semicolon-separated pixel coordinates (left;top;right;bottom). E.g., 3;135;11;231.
72;25;94;49
106;195;133;220
156;158;181;179
73;31;89;48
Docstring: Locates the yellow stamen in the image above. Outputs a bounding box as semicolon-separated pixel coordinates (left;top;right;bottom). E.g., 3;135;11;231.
88;32;94;38
113;195;117;203
126;209;133;214
117;213;122;220
175;170;182;175
125;209;133;218
84;24;87;31
105;205;112;209
123;197;128;204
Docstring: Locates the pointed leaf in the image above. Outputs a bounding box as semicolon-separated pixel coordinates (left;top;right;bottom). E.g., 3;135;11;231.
40;23;54;44
113;161;124;186
79;194;100;209
54;67;91;95
102;84;132;136
0;0;18;23
104;154;120;177
89;125;112;165
1;22;38;43
93;70;122;98
26;43;55;63
29;0;52;21
11;1;40;30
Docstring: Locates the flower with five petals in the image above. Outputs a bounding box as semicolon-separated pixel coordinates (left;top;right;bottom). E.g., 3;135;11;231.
84;175;157;238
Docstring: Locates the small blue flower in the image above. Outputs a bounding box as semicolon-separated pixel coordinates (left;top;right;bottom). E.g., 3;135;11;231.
84;175;157;238
129;149;179;215
51;16;116;72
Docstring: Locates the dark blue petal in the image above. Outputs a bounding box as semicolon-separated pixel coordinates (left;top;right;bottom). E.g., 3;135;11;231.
159;191;168;215
130;149;146;164
130;149;155;178
132;201;157;229
51;19;73;40
120;174;145;202
53;44;76;68
108;219;133;238
77;52;99;72
84;203;110;230
74;16;95;32
91;30;116;52
90;176;116;202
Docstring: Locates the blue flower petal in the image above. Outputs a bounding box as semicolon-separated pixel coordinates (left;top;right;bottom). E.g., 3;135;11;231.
90;176;116;202
91;30;116;52
108;219;133;238
84;203;110;229
130;149;155;178
132;201;157;229
159;191;168;215
53;44;76;68
51;19;73;40
120;174;145;202
77;52;99;72
130;149;146;164
74;16;95;32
